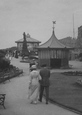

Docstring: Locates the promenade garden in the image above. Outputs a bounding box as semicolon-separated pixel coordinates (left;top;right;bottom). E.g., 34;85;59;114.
49;71;82;114
0;51;82;114
23;56;82;114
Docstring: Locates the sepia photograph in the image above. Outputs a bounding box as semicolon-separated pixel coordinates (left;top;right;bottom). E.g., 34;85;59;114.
0;0;82;115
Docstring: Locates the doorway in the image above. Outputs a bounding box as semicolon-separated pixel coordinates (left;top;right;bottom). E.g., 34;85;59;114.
50;59;61;68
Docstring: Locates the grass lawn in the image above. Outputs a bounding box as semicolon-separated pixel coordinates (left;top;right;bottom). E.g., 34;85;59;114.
49;72;82;113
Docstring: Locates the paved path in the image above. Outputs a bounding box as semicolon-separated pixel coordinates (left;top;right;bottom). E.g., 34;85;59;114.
0;58;79;115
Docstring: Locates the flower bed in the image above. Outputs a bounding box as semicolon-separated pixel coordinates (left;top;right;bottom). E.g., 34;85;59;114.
61;71;82;76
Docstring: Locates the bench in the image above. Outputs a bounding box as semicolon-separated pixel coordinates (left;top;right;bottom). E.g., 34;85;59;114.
4;73;11;82
0;72;10;83
0;94;6;109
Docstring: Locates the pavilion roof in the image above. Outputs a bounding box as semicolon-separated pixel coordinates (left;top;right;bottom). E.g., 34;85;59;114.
15;33;41;43
38;30;71;49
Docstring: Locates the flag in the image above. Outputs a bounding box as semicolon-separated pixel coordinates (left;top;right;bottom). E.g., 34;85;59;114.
53;21;56;24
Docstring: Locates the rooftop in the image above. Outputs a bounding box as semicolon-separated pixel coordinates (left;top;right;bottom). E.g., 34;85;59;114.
15;33;41;43
38;30;71;49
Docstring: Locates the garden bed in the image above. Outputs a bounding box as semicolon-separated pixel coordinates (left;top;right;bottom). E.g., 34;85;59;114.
0;66;23;83
49;72;82;114
61;71;82;76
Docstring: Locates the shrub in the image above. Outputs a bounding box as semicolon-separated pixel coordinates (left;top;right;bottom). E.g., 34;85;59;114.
0;58;10;70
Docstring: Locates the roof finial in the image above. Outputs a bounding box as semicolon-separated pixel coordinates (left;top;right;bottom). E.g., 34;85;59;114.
52;21;56;34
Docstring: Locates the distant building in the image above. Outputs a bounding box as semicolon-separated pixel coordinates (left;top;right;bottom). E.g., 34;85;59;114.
78;26;82;40
76;26;82;53
15;33;41;55
59;37;80;60
59;37;76;48
59;26;82;60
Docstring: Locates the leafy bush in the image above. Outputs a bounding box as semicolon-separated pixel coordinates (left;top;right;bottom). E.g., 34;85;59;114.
0;51;6;58
0;57;10;70
0;50;10;70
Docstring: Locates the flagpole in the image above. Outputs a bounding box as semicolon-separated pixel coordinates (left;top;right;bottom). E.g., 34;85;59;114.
52;21;56;34
73;13;75;39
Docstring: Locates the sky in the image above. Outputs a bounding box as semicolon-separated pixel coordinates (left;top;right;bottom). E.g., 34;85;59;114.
0;0;82;49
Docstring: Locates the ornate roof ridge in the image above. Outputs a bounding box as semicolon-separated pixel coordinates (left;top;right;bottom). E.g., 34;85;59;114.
39;30;67;48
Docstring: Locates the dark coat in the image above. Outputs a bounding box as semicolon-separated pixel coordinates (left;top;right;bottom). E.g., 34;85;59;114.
39;67;50;86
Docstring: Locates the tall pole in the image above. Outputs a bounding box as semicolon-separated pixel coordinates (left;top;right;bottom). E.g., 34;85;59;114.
73;14;75;39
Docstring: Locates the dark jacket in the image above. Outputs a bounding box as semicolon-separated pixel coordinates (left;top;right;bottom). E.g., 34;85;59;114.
39;67;50;86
